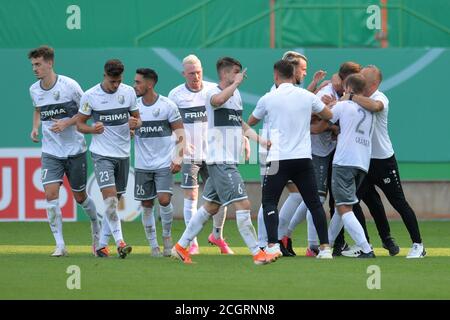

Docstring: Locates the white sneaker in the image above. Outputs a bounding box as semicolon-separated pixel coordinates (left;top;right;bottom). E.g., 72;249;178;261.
341;245;363;258
406;243;426;258
151;246;163;257
264;243;282;262
316;247;333;259
163;236;172;257
51;247;68;257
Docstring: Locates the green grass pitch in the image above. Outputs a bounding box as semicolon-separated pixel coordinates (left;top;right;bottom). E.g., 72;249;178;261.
1;219;449;299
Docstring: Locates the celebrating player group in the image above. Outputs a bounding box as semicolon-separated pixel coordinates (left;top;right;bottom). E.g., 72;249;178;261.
28;45;425;265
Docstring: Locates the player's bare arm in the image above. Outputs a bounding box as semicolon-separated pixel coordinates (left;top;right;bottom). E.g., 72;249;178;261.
76;112;104;134
128;110;142;129
30;108;40;142
307;70;327;93
342;94;384;112
247;114;260;126
170;120;186;174
210;68;247;107
242;120;271;150
50;113;79;133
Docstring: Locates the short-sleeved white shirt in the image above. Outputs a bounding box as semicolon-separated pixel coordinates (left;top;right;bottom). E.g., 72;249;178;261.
30;75;86;158
253;83;325;162
134;95;182;170
370;90;394;159
330;100;375;172
79;83;137;158
168;81;216;161
205;86;243;164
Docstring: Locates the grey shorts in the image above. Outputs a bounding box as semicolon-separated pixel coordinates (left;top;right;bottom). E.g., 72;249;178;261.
180;161;209;188
312;153;333;196
331;165;366;206
91;153;129;194
41;152;87;192
202;164;248;206
134;167;173;201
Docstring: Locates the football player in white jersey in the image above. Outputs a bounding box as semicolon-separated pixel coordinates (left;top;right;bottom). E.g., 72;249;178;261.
283;63;363;257
28;46;101;257
172;57;273;265
344;65;424;258
77;59;141;259
326;73;375;258
168;55;234;255
250;60;334;259
256;50;328;256
133;68;186;257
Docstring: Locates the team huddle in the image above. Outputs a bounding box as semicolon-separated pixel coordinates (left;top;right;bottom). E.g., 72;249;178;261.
28;45;425;265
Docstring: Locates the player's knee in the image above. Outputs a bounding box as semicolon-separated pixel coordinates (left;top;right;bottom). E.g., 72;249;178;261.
45;191;59;202
73;191;87;204
262;203;277;215
235;199;251;211
183;188;198;200
204;202;220;215
158;195;172;207
141;200;153;209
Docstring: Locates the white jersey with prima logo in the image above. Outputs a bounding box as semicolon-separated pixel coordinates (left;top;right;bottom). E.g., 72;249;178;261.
168;81;216;161
205;86;243;164
330;100;375;172
311;83;339;157
30;75;86;158
370;90;394;159
79;83;137;158
135;95;182;170
253;83;325;162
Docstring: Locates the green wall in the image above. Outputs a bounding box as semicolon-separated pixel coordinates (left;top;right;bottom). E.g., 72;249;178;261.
3;47;450;181
1;0;450;49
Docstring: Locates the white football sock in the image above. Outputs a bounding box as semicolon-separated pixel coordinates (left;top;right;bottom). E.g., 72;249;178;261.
98;213;111;248
178;206;210;248
46;199;65;248
160;203;174;238
212;206;226;239
278;193;303;240
183;198;199;246
328;209;343;248
306;210;319;247
286;201;308;238
236;210;260;255
257;205;268;248
103;197;124;246
80;197;100;247
342;211;372;253
141;206;158;248
306;195;325;247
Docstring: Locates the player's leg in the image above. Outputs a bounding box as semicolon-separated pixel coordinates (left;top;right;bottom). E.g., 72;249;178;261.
41;154;67;257
209;164;266;263
135;170;160;256
330;167;374;258
202;163;234;254
261;161;289;258
67;152;101;255
180;162;201;254
290;154;329;256
92;153;131;258
327;156;347;255
172;177;221;264
277;182;302;251
290;159;330;257
155;168;175;257
257;163;268;249
373;156;424;258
